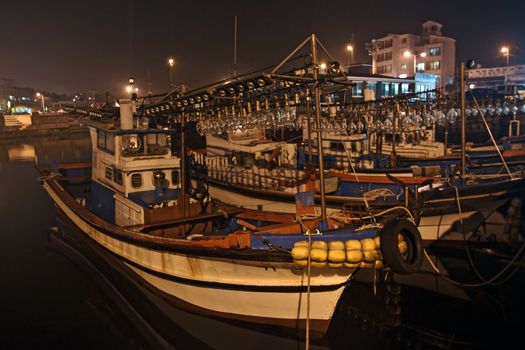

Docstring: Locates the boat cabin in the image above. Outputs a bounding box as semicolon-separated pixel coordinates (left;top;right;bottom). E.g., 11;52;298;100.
84;100;190;230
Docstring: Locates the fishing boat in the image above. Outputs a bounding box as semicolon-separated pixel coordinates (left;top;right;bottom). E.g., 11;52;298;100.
41;36;426;337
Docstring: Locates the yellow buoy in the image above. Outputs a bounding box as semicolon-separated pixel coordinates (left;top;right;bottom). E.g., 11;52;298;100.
293;259;308;267
311;261;327;268
312;241;328;250
291;246;309;260
344;261;360;268
398;241;408;254
359;261;374;269
374;236;381;249
345;250;363;263
361;238;376;251
311;248;328;262
345;240;362;251
328;262;344;268
363;250;380;262
328;241;345;250
328;249;345;263
294;240;308;248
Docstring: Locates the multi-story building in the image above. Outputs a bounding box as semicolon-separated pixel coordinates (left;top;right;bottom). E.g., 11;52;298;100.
367;21;456;91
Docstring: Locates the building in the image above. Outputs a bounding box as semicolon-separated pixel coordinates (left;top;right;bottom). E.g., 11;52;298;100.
367;21;456;91
466;64;525;97
338;64;438;102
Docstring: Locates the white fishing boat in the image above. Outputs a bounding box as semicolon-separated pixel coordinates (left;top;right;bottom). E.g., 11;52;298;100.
41;70;424;337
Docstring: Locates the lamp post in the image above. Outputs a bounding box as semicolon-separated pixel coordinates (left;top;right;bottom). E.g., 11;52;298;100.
500;46;510;66
346;44;354;68
168;58;175;92
36;92;45;114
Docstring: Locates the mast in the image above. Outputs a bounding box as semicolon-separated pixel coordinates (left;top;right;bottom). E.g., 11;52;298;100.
180;112;186;216
311;34;327;224
233;16;238;77
459;61;466;177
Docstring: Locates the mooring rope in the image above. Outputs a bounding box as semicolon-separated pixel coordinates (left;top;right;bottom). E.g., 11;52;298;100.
423;184;525;287
305;228;312;350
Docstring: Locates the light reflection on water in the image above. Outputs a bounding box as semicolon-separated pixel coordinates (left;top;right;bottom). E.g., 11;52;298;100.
0;131;524;349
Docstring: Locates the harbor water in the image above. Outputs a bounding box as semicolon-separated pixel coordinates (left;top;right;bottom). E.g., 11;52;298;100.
0;131;524;349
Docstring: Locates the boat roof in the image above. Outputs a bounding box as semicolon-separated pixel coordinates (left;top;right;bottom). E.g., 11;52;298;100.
83;118;176;135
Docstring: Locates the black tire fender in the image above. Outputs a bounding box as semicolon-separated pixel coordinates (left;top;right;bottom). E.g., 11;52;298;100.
380;219;424;274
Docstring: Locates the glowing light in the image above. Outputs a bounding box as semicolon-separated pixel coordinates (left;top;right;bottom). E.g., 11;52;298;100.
346;44;353;52
500;47;509;54
420;52;427;58
469;84;476;89
398;74;408;78
168;58;175;67
126;86;132;93
320;62;327;70
36;92;41;97
403;50;412;58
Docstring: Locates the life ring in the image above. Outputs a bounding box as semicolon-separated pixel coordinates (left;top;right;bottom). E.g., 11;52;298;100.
380;219;423;274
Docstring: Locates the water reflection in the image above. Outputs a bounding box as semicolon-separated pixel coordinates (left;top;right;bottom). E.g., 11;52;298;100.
0;131;91;169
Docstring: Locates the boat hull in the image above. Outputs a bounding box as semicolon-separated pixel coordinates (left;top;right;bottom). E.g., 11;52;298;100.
42;178;352;336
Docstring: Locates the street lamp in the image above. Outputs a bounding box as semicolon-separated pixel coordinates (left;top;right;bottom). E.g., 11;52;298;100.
36;92;45;114
346;44;354;68
168;57;175;92
500;46;510;66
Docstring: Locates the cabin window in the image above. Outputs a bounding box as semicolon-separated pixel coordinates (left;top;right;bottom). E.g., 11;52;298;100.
98;131;105;149
97;130;115;155
131;173;142;188
113;168;123;185
146;134;169;156
106;133;115;153
105;166;112;180
172;170;180;185
330;142;345;152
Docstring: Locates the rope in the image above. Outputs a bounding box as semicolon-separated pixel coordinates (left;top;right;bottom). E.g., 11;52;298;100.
363;188;395;201
305;229;312;350
469;92;513;179
422;183;525;287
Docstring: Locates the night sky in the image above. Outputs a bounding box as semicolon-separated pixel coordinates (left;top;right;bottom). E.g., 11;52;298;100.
1;0;523;96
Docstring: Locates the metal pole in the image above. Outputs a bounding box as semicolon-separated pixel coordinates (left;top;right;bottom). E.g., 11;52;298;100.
459;61;466;177
311;34;327;223
41;95;45;114
233;16;237;77
180;112;186;216
306;88;312;164
169;66;174;92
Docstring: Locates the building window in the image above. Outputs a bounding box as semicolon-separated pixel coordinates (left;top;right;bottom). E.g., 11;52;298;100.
401;64;407;70
429;61;440;70
131;173;142;188
401;84;409;93
385;65;392;73
429;47;441;56
401;38;407;44
105;167;112;180
385;52;392;61
416;63;425;72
